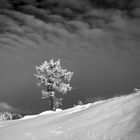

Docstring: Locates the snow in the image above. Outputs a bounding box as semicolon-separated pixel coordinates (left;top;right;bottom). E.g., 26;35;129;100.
21;115;37;120
0;91;140;140
20;109;63;120
39;109;63;115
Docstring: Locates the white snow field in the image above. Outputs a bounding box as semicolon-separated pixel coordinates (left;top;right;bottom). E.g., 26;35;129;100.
0;91;140;140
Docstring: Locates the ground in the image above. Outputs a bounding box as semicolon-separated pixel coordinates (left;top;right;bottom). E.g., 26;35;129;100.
0;91;140;140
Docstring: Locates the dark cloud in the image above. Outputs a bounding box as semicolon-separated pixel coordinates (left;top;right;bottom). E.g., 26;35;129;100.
1;8;140;56
0;0;13;9
9;0;36;6
132;7;140;17
1;0;140;14
1;0;140;26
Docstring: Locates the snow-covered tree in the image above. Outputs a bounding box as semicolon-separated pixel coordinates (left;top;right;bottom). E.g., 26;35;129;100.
34;59;73;111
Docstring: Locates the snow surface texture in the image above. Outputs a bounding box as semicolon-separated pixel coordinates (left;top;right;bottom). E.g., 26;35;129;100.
0;92;140;140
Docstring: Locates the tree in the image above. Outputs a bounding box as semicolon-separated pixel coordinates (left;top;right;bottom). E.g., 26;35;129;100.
34;59;73;111
0;112;13;120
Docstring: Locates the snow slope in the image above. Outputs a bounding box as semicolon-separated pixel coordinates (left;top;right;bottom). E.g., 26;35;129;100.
0;91;140;140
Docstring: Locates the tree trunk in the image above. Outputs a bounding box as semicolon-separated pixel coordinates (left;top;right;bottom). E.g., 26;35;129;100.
49;96;56;111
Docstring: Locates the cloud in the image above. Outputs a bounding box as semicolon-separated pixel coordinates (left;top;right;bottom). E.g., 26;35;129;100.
0;101;37;114
0;102;19;113
0;8;140;57
0;5;140;112
19;5;50;21
0;0;13;9
1;0;140;16
132;7;140;17
9;0;36;6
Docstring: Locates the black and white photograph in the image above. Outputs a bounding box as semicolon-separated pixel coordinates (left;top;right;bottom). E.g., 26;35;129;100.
0;0;140;139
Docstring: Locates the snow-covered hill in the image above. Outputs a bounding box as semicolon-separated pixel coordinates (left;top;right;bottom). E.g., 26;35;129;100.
0;91;140;140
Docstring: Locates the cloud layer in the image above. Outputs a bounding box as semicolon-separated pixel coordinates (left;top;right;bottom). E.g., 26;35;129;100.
0;8;140;56
0;1;140;112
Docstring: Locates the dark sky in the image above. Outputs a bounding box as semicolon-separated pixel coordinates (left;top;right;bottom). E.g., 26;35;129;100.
0;0;140;114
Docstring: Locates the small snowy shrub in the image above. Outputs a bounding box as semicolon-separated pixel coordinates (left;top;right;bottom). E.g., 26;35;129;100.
73;100;83;107
34;59;73;111
77;101;83;105
0;112;12;120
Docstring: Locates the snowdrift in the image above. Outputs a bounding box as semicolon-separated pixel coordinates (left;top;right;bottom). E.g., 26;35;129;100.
0;91;140;140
